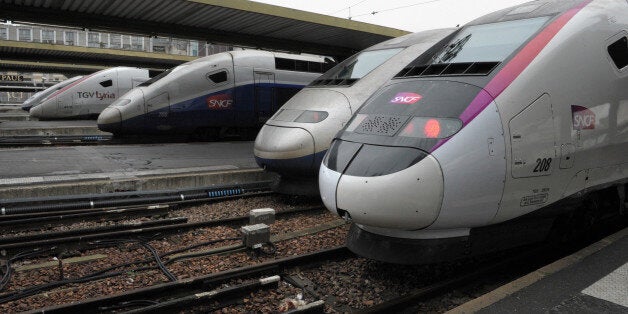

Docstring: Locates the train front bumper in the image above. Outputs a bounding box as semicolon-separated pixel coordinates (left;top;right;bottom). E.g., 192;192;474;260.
97;107;122;134
254;125;319;176
320;153;444;230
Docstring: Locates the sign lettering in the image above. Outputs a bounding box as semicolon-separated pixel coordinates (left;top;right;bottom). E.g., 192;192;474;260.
76;91;116;100
206;94;233;110
571;105;595;130
390;92;422;104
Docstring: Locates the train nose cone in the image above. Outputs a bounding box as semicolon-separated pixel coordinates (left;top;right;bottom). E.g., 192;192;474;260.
320;142;444;230
254;125;316;176
29;105;43;119
97;107;122;133
21;101;34;111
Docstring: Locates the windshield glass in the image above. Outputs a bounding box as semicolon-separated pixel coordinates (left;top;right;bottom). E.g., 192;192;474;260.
312;48;402;84
429;16;550;63
138;65;187;87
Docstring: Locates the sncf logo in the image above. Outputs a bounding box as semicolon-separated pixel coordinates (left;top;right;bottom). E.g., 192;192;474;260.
390;92;422;104
206;94;233;110
571;105;595;130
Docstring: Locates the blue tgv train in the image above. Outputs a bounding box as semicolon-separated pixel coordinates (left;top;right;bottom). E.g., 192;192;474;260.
97;50;333;139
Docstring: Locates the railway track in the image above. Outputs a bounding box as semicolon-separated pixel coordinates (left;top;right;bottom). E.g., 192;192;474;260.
22;229;607;314
3;187;623;313
0;205;325;257
0;194;339;311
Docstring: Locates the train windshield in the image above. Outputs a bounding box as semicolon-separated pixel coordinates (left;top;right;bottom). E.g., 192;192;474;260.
426;16;550;64
310;48;402;86
138;65;187;87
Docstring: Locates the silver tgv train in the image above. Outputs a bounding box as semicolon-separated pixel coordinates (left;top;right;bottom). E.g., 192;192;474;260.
30;67;149;120
254;28;456;194
97;51;331;138
320;0;628;264
21;76;83;111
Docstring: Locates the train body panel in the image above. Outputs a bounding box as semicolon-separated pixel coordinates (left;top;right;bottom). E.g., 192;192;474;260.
29;67;149;120
254;29;457;184
493;0;628;223
98;51;326;136
319;0;628;264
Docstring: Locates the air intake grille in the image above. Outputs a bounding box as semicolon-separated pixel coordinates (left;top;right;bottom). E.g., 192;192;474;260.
395;61;500;78
356;115;406;136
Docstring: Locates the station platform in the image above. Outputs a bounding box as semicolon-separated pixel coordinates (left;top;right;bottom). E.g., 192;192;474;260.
449;227;627;313
0;141;275;200
0;104;24;114
0;119;107;136
0;112;31;121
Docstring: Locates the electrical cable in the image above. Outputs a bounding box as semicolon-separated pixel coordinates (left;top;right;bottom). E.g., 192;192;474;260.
329;0;370;15
351;0;445;18
0;248;56;292
139;242;177;282
0;237;241;304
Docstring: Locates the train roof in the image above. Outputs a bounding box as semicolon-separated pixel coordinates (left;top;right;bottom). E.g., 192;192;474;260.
366;28;457;51
85;66;148;77
467;0;584;26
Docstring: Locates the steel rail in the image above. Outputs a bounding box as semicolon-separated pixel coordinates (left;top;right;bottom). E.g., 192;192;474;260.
0;206;172;231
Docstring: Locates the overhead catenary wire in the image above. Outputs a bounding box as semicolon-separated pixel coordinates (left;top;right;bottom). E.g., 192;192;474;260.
329;0;370;15
348;0;446;19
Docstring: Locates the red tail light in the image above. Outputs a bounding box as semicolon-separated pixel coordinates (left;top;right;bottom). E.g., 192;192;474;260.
423;119;441;138
399;117;462;139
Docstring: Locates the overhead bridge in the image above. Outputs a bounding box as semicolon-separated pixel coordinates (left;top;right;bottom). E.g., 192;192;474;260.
0;0;410;73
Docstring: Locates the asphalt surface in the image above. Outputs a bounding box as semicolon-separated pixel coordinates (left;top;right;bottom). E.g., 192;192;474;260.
0;142;259;179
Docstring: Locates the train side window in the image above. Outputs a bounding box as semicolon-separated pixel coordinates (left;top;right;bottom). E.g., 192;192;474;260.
99;79;113;87
207;71;227;84
607;36;628;70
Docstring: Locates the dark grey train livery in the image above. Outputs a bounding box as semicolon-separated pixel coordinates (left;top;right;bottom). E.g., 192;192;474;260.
319;0;628;263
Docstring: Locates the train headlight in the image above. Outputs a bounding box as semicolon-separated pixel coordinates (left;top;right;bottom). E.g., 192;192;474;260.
295;110;328;123
272;109;328;123
399;117;462;139
112;99;131;107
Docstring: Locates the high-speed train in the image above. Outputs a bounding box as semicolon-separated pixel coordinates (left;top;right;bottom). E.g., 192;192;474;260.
21;76;83;111
254;28;456;194
97;51;332;139
319;0;628;264
29;67;149;120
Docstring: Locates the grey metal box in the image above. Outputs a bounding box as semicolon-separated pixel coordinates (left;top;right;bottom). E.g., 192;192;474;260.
241;223;270;248
249;208;276;225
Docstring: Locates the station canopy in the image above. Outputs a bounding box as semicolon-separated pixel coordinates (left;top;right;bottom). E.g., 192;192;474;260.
0;0;410;59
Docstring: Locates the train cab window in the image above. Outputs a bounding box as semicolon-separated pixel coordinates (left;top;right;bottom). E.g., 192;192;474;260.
99;79;113;87
608;36;628;70
310;48;402;86
274;57;335;74
207;71;227;84
428;16;550;64
295;60;308;72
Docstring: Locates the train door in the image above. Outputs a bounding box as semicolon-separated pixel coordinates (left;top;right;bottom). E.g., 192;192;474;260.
254;72;275;124
509;93;557;178
145;92;170;132
58;93;73;116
